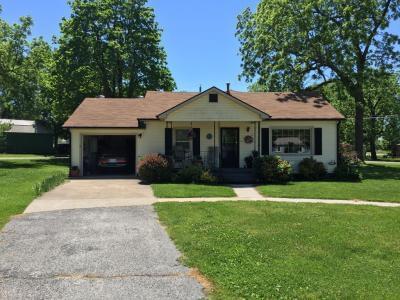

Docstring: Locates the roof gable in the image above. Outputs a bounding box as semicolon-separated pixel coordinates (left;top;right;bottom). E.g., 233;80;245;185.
157;87;270;121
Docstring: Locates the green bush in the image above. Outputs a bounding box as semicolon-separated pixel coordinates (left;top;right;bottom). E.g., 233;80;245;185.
199;170;219;184
335;144;363;181
298;157;327;180
176;164;203;183
334;161;363;181
33;172;67;196
254;155;292;183
244;150;259;168
138;154;172;183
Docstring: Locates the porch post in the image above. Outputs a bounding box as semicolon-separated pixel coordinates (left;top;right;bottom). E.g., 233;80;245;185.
253;122;256;151
213;121;216;169
258;121;261;153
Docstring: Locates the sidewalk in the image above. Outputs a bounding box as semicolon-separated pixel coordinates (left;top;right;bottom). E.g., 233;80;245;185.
157;185;400;208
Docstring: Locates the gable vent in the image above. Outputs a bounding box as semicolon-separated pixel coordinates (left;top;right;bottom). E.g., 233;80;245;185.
209;93;218;103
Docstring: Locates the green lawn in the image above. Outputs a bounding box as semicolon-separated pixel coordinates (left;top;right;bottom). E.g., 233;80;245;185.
151;184;236;198
0;153;52;158
257;162;400;202
155;201;400;299
0;159;68;228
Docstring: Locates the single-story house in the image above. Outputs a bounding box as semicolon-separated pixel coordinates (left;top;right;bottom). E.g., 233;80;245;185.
63;86;344;176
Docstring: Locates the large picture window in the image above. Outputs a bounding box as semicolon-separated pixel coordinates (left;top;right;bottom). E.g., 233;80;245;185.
272;129;311;154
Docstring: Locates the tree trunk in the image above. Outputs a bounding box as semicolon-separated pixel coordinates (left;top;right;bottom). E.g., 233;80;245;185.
353;86;365;160
369;114;377;160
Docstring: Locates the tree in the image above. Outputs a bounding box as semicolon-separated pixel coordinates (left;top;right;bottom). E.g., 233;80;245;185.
237;0;400;159
0;5;33;117
323;71;400;160
0;6;54;122
53;0;176;122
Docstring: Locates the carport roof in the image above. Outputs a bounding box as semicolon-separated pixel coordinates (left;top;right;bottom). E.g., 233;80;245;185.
63;87;344;128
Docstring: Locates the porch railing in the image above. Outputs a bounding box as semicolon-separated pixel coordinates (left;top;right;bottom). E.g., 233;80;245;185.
168;148;220;170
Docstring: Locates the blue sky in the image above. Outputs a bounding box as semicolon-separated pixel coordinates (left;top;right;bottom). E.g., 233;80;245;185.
1;0;399;92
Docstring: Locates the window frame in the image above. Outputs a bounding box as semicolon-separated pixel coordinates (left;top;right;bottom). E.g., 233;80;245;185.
270;127;313;156
173;128;193;155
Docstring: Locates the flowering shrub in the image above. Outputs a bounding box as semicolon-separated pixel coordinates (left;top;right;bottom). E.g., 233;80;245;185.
138;154;172;183
254;155;292;183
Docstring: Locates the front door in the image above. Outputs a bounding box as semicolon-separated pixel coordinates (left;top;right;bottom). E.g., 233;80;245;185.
220;128;239;168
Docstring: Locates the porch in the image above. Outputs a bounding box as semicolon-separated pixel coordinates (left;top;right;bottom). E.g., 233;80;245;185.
164;121;262;170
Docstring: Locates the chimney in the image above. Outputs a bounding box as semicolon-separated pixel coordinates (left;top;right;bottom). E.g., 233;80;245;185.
199;85;202;93
226;83;231;94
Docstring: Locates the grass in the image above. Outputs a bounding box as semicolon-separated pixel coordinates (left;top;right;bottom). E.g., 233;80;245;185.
0;153;52;158
0;159;68;229
257;161;400;202
155;201;400;299
151;184;236;198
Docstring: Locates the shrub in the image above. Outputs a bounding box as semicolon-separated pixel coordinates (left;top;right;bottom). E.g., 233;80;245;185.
244;150;260;168
138;154;172;183
335;143;363;181
253;155;292;183
176;164;203;183
199;170;218;184
298;157;327;180
33;172;67;196
334;161;363;181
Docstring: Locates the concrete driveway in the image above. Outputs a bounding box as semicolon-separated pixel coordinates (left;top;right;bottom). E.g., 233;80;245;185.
0;206;204;299
25;179;157;213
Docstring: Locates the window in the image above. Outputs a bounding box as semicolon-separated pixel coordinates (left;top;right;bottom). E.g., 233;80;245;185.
272;129;311;154
209;93;218;102
174;129;192;156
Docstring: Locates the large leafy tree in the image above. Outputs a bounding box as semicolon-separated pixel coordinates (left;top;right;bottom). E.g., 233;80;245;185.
54;0;176;122
0;6;54;121
237;0;400;159
323;72;400;160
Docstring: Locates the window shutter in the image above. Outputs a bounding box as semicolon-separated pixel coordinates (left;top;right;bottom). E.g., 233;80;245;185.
314;128;322;155
193;128;200;157
165;128;172;156
261;128;269;155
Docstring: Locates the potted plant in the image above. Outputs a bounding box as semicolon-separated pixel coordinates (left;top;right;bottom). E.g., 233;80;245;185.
69;166;80;177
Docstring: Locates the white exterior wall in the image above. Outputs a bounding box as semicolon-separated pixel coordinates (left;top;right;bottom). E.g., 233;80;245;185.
262;120;338;172
70;120;165;175
70;119;338;175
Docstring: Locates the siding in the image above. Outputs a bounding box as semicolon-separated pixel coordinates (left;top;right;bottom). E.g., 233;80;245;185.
165;93;262;121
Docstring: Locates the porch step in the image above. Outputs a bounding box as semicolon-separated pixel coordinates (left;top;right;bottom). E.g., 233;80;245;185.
217;168;255;184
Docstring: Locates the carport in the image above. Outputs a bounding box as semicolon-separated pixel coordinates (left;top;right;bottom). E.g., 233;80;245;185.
82;135;136;176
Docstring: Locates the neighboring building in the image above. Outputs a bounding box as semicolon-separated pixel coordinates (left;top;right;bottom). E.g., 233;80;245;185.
63;86;344;177
0;119;53;154
0;119;51;134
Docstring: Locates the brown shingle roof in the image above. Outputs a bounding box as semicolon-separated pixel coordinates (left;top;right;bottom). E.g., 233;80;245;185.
63;89;344;128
